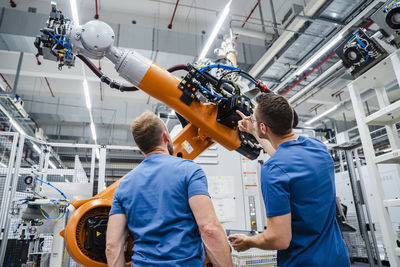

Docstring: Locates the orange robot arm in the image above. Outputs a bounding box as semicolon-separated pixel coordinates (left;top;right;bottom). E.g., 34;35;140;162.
58;61;258;266
35;6;266;266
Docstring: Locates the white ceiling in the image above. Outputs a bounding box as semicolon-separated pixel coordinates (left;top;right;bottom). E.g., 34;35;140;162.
1;0;310;36
1;0;397;145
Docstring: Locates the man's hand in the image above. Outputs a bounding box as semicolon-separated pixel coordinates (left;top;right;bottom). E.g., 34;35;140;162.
236;110;257;136
236;110;276;156
228;234;251;252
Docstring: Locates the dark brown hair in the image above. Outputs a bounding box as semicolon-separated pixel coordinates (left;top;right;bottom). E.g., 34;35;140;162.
130;111;165;154
255;93;294;136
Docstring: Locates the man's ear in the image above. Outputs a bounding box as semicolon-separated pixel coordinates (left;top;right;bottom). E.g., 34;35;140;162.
260;123;268;136
162;131;171;143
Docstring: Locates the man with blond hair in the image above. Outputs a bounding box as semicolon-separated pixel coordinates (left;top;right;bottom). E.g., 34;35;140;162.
106;111;233;267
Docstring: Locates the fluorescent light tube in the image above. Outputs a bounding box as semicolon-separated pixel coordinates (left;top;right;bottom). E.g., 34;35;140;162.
304;104;340;125
70;0;80;24
199;0;231;60
295;34;343;76
90;122;97;141
0;162;7;168
83;79;92;110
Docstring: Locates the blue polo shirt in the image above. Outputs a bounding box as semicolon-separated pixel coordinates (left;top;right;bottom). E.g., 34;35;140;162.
261;136;350;267
109;153;209;267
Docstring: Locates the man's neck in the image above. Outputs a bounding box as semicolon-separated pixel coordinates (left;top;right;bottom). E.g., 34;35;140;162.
270;131;298;150
145;147;169;157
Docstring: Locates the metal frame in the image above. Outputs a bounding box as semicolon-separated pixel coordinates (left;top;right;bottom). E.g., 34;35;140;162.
334;143;383;267
354;151;382;267
344;147;376;266
0;135;104;266
0;132;18;233
0;134;25;265
347;48;400;266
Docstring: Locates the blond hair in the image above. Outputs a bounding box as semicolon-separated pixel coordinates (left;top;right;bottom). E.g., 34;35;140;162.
130;111;165;154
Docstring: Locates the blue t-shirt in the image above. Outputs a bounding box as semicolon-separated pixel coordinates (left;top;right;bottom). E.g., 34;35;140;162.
109;153;209;267
261;136;350;267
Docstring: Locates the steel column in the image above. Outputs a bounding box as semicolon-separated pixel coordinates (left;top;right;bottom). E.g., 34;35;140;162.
11;52;23;95
354;151;383;267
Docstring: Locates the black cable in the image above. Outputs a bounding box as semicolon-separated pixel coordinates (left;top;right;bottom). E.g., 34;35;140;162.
215;70;257;95
167;64;190;128
214;57;234;66
166;64;189;73
77;55;139;92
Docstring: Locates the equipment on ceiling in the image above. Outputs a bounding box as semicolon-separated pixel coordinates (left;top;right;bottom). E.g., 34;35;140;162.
371;0;400;47
335;29;387;78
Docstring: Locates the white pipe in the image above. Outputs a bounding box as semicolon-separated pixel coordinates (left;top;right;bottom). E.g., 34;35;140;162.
289;60;343;104
249;0;328;77
232;27;273;41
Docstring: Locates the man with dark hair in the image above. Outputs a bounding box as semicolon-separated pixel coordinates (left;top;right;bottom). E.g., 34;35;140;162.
228;94;350;267
106;111;233;267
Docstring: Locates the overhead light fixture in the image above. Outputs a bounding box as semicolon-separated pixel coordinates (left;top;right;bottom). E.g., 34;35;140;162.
70;0;80;24
81;59;98;146
295;34;343;76
90;122;97;141
198;0;231;60
0;162;7;168
304;104;340;125
83;79;92;110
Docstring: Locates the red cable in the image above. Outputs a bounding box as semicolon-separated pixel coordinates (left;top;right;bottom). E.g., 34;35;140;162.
94;0;99;19
168;0;179;29
35;55;42;65
0;73;13;91
44;77;55;97
281;51;336;96
242;2;259;28
363;20;374;29
281;20;375;96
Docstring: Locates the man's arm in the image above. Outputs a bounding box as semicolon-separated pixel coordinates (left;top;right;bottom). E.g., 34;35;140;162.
106;214;129;267
189;195;233;267
228;213;292;251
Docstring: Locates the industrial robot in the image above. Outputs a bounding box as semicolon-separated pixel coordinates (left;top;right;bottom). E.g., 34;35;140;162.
34;4;298;266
